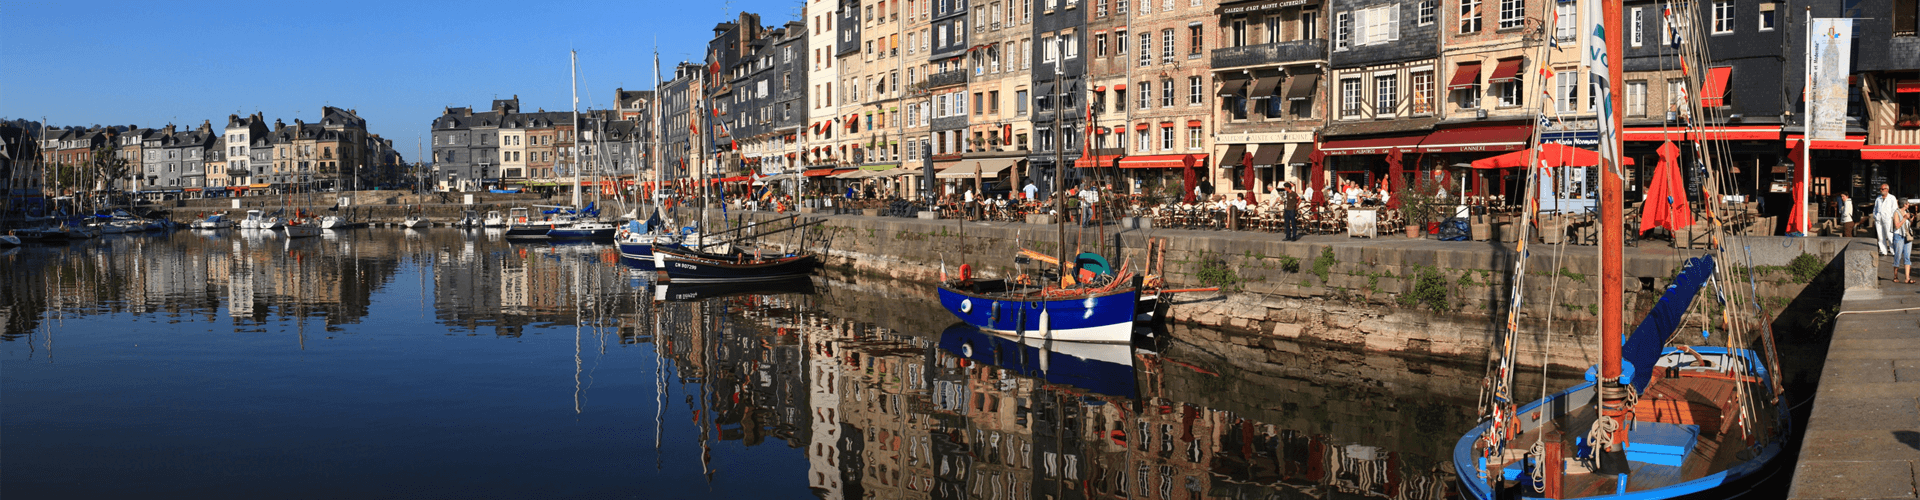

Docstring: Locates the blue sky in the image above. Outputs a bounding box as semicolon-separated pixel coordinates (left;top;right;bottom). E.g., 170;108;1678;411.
1;0;803;159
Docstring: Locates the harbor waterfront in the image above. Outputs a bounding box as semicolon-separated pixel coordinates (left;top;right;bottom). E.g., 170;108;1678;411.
0;222;1859;498
4;228;1560;499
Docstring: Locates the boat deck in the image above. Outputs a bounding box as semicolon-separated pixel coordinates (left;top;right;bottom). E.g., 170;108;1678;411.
1484;366;1781;497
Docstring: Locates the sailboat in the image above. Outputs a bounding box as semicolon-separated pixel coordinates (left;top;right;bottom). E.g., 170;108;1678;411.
936;50;1145;345
1450;4;1788;497
616;49;685;264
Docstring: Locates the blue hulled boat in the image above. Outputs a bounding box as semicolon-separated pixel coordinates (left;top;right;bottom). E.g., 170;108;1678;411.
936;323;1138;398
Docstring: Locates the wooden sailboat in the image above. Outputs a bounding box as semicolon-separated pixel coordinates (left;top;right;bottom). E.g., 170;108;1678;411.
936;46;1146;345
1451;2;1789;497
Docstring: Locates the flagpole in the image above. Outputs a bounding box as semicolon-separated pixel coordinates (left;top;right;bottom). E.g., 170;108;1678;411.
1801;6;1813;236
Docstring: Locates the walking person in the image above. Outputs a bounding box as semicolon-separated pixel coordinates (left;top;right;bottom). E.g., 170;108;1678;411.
1895;201;1914;284
1838;192;1855;237
1874;183;1899;255
1079;185;1100;227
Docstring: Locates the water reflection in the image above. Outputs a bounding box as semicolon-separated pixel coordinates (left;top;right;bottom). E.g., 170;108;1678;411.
0;230;1517;499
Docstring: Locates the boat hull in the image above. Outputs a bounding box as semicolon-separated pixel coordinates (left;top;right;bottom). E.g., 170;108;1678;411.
653;276;816;301
936;284;1139;344
653;249;819;283
547;227;615;241
504;223;560;239
937;323;1139;397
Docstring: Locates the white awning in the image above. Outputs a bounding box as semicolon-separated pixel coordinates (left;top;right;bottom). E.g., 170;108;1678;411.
935;158;1020;179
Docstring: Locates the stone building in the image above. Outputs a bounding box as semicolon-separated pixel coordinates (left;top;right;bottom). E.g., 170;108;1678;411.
805;0;844;176
223;114;270;188
1108;0;1217;196
952;0;1034;197
1210;0;1331;196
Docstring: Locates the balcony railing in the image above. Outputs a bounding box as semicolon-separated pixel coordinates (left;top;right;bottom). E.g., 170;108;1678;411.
1210;39;1328;69
928;70;969;89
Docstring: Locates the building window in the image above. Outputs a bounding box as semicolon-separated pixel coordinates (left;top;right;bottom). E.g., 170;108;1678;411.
1232;18;1247;47
1555;2;1576;42
1630;7;1644;46
1460;0;1481;33
1161;78;1175;107
1498;0;1522;29
1188;76;1202;105
990;90;1001;113
1139;80;1153;109
1557;70;1579;113
1335;11;1352;49
1497;77;1522;107
1189;25;1203;55
1411;70;1433;115
1136;129;1150;152
1341;77;1363;117
1758;3;1775;31
1115;30;1128;54
1711;2;1733;34
1160;126;1173;150
1457;83;1480;109
1017;90;1029;114
1375;73;1398;116
1303;9;1318;39
1161;29;1175;63
1626;80;1648;116
1417;0;1435;25
1065;33;1078;58
1265;15;1280;44
1096;33;1108;56
1187;127;1202;149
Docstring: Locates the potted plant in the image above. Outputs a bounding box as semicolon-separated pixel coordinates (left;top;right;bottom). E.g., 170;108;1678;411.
1396;177;1443;239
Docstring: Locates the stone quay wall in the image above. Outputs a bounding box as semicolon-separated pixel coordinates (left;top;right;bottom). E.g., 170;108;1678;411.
740;211;1855;371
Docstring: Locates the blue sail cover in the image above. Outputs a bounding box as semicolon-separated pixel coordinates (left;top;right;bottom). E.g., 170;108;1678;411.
1621;255;1715;392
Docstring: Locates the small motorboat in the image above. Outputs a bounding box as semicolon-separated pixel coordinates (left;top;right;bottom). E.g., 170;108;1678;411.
0;232;21;247
190;212;233;229
401;214;431;229
547;220;617;241
282;219;321;238
483;210;507;228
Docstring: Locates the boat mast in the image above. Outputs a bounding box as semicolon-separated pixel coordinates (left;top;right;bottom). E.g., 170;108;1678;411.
653;48;665;219
1052;42;1068;281
571;50;583;210
1597;0;1630;460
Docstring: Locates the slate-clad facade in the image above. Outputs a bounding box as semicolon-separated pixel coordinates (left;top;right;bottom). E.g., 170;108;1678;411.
1029;0;1090;197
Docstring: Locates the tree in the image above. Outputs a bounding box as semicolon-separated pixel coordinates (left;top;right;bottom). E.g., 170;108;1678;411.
91;145;128;192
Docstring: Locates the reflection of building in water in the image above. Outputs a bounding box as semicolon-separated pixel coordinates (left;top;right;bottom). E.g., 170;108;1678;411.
499;264;529;314
804;316;847;498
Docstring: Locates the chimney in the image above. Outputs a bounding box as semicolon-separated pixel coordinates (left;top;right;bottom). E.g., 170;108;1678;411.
274;119;285;132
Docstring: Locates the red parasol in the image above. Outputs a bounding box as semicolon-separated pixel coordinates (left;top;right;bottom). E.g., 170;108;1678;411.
1638;141;1694;234
1242;151;1257;204
1385;148;1405;209
1309;146;1326;207
1784;140;1808;234
1469;143;1635;169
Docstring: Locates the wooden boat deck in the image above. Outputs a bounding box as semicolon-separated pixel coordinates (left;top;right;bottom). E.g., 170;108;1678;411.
1486;366;1780;497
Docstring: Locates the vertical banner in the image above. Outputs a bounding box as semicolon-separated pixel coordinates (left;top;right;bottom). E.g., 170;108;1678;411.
1582;0;1620;179
1807;18;1853;141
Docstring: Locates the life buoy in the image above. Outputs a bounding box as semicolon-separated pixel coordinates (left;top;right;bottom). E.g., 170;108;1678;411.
958;264;972;281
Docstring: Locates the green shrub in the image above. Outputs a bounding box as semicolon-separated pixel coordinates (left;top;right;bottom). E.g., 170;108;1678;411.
1196;253;1241;292
1787;253;1824;284
1398;266;1451;312
1279;254;1301;273
1311;246;1337;284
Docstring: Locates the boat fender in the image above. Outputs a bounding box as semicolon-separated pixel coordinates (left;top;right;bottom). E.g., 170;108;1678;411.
960;299;973;314
958;264;972;281
990;301;1000;323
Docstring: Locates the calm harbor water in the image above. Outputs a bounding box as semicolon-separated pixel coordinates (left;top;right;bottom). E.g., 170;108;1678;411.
1;228;1563;499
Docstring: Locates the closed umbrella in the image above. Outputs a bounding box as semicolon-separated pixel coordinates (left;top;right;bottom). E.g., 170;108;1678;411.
1309;147;1326;207
1638;141;1693;234
1242;151;1257;204
1385;148;1405;209
1182;160;1197;203
1784;140;1808;235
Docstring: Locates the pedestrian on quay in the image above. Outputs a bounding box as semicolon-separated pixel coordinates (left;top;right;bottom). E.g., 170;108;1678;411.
1079;185;1099;227
1284;182;1301;241
1874;183;1899;255
1894;201;1914;284
1838;192;1855;237
1023;182;1039;202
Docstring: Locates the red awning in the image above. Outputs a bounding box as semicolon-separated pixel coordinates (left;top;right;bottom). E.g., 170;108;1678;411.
1117;154;1207;169
1898;80;1920;93
1134;123;1150;131
1186;119;1203;128
1700;67;1732;107
1862;144;1920;160
1159;121;1174;128
786;153;797;159
1112;83;1127;91
184;188;202;192
1417;124;1531;153
1093;85;1107;92
1447;62;1482;90
1624;127;1687;142
1786;134;1867;150
804;168;839;177
1319;134;1423;156
716;176;750;183
1075;154;1124;168
1487;58;1523;83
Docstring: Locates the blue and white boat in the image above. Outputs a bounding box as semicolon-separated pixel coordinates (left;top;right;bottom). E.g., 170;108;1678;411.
546;220;616;241
936;323;1138;398
936;264;1141;345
